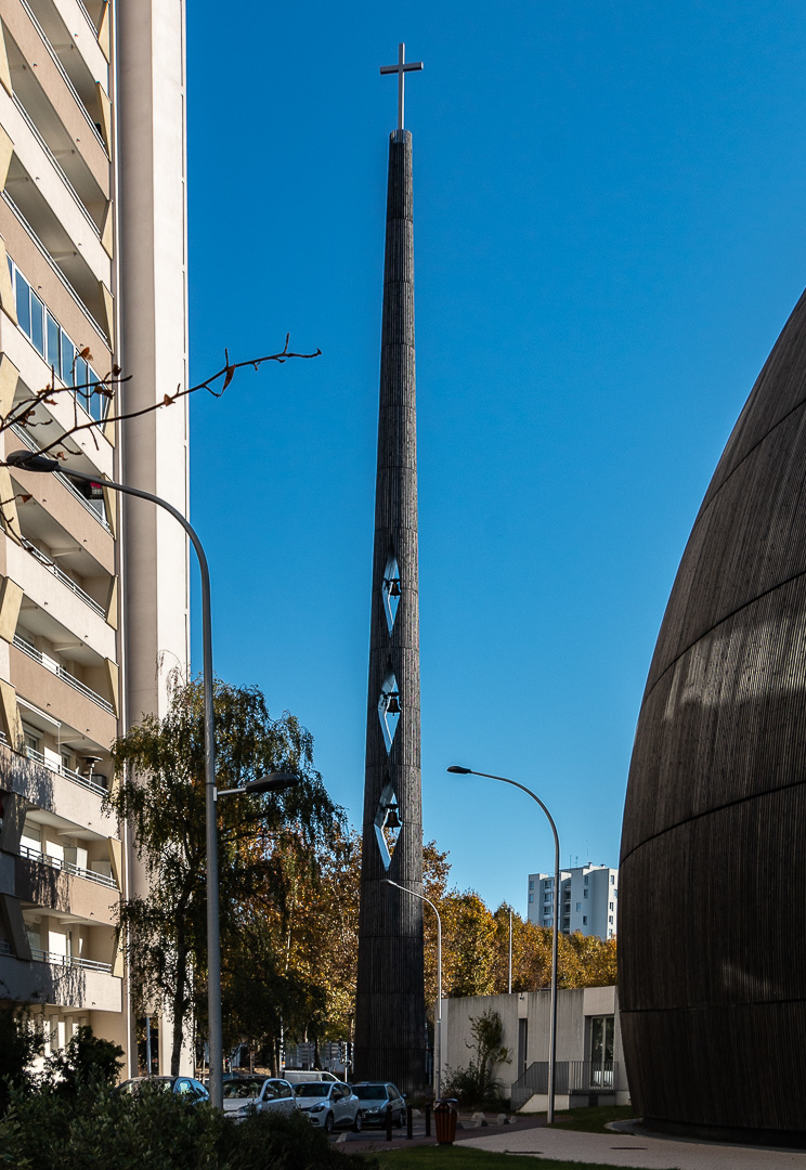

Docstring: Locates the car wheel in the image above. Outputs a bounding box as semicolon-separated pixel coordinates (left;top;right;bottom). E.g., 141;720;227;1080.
324;1112;335;1134
352;1110;363;1133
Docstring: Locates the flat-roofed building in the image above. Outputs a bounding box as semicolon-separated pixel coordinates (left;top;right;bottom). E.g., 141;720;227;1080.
0;0;188;1078
527;863;618;940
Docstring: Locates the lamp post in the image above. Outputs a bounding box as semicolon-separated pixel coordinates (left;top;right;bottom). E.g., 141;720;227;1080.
447;765;560;1125
4;449;282;1110
383;877;443;1098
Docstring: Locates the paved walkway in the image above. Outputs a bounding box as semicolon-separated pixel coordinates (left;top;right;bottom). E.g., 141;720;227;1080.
457;1123;806;1168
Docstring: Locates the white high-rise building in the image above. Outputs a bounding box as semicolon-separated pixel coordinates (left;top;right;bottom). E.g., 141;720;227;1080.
0;0;188;1078
527;863;618;940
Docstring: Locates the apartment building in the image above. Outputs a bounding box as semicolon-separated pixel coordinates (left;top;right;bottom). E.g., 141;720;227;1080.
0;1;188;1077
527;863;618;940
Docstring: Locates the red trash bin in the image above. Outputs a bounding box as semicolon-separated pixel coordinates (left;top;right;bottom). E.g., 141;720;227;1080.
434;1098;458;1145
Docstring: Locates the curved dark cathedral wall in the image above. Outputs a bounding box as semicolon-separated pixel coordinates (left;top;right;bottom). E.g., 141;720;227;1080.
619;288;806;1136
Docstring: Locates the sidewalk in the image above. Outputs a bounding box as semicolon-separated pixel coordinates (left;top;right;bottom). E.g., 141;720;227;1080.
457;1122;806;1168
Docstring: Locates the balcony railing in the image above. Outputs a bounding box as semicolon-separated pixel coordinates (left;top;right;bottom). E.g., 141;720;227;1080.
24;744;108;798
20;842;117;890
20;537;106;616
510;1060;619;1111
13;632;113;714
11;94;101;238
10;425;110;531
29;946;112;973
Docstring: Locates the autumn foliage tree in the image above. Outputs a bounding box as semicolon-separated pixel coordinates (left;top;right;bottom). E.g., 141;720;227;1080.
105;677;340;1075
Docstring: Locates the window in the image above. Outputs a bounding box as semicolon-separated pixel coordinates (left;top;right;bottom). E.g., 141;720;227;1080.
528;879;534;890
575;902;581;911
609;915;614;924
15;270;31;334
609;901;614;910
528;892;533;903
30;291;44;356
582;915;587;925
589;1016;615;1088
8;256;108;420
584;888;588;897
610;875;615;884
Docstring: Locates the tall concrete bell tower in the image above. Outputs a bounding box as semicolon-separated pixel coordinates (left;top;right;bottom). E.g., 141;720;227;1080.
354;44;426;1093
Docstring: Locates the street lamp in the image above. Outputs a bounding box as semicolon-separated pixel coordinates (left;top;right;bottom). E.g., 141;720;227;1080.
383;877;443;1098
218;773;300;797
446;764;560;1125
9;449;223;1109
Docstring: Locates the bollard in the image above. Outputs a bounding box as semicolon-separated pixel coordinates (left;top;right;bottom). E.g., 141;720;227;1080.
385;1103;393;1142
406;1103;413;1139
424;1103;431;1137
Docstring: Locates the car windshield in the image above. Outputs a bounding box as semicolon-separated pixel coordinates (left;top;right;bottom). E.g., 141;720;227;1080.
295;1084;329;1098
223;1078;265;1099
353;1084;386;1100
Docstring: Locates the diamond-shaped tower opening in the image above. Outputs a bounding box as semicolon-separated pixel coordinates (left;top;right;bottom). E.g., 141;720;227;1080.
378;671;401;752
374;779;402;870
382;554;401;633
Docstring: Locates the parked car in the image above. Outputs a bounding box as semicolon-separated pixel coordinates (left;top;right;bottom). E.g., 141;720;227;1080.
283;1069;338;1084
119;1076;209;1104
221;1075;297;1121
294;1080;362;1133
350;1081;406;1126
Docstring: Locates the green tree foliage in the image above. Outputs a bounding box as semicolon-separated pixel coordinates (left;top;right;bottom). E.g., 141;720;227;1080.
42;1026;123;1099
0;1006;42;1115
105;678;341;1074
0;1082;375;1170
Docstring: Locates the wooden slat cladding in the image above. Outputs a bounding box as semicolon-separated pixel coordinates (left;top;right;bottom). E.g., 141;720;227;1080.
354;131;426;1094
619;290;806;1141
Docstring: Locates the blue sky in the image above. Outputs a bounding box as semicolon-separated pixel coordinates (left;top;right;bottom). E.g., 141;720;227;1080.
186;2;806;913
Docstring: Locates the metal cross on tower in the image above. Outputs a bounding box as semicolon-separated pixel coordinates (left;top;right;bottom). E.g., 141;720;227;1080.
380;42;423;131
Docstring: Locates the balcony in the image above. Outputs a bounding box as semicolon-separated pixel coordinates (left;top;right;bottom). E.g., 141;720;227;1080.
19;0;108;149
19;841;114;889
18;538;105;617
13;632;113;715
1;189;110;345
0;84;107;253
11;424;110;532
0;947;121;1011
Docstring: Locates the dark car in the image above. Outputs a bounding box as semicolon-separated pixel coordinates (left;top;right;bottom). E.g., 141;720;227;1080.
350;1081;406;1126
119;1076;209;1104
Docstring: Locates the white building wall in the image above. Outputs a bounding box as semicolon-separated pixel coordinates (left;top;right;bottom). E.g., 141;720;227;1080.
441;985;629;1110
527;864;618;940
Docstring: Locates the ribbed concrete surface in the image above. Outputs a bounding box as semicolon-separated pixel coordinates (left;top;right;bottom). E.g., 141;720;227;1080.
354;128;425;1093
620;289;806;1138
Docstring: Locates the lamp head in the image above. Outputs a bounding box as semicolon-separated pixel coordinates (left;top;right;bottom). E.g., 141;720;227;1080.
245;772;300;794
6;450;60;473
446;765;471;774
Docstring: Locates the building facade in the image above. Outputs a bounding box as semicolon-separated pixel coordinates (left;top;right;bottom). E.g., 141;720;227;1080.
620;289;806;1144
441;985;629;1112
527;864;617;940
0;0;188;1077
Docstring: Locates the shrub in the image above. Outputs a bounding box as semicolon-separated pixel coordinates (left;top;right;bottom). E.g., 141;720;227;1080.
0;1082;377;1170
442;1008;511;1109
0;1006;42;1116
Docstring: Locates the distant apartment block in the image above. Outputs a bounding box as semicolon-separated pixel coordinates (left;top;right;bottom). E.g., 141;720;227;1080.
527;864;618;939
0;1;189;1077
